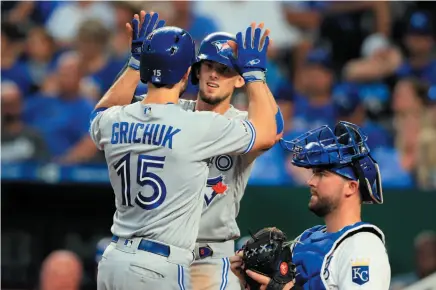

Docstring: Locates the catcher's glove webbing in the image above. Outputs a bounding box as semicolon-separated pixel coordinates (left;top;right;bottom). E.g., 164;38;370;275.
242;227;297;290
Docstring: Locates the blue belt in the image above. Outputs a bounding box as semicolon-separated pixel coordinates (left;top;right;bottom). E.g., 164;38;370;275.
112;235;170;257
198;245;214;259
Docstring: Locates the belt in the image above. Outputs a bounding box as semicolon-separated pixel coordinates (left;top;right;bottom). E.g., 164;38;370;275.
195;240;235;260
112;235;170;258
198;245;214;259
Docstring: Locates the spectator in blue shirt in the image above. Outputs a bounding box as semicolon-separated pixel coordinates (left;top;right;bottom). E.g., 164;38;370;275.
74;19;125;102
1;21;33;96
23;26;60;93
332;83;392;150
396;11;436;84
24;52;97;164
292;48;336;133
1;80;49;162
332;81;392;127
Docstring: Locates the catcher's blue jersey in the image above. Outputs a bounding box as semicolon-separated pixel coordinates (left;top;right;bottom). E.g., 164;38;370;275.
291;222;390;289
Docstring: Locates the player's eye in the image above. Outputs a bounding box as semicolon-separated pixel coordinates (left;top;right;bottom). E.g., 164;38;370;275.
204;61;213;69
222;67;231;74
313;169;326;177
217;66;232;75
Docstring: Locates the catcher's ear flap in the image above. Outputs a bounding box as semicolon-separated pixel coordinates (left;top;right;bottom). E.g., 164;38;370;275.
352;155;383;205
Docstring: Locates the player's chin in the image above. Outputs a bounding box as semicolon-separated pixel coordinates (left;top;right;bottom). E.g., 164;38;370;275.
199;92;225;105
308;194;318;205
309;201;331;218
308;196;321;211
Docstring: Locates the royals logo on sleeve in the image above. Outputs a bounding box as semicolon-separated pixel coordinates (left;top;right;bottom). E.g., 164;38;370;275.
351;259;370;285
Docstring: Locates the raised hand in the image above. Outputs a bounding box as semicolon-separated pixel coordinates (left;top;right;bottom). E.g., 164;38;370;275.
127;11;166;70
226;22;270;83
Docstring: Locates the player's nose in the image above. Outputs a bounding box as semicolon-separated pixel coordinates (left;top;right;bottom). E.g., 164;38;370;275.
306;173;317;187
209;69;219;80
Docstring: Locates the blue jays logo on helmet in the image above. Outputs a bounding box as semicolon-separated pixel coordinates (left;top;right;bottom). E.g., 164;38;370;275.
280;121;383;205
191;32;236;85
140;26;196;85
211;40;233;59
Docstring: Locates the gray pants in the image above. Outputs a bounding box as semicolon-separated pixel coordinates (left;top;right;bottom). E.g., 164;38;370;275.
190;241;242;290
97;237;194;290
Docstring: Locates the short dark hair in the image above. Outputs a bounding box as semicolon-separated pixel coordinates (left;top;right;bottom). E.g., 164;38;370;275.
148;83;175;89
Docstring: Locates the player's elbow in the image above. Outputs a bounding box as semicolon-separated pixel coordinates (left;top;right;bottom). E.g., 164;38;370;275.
256;131;277;151
263;139;276;151
249;117;278;151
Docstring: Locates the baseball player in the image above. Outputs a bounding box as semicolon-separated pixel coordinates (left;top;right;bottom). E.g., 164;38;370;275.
230;121;391;290
180;27;283;290
133;24;284;289
90;11;277;290
113;20;283;289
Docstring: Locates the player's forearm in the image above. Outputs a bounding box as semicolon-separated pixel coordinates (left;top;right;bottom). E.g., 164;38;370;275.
265;84;284;139
265;84;278;115
95;68;140;109
246;82;277;150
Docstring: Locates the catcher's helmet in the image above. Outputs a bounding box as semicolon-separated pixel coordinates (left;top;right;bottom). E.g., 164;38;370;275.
280;121;383;204
140;26;196;85
191;32;236;85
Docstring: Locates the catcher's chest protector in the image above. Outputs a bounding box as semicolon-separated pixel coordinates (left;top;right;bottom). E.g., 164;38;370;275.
292;222;384;289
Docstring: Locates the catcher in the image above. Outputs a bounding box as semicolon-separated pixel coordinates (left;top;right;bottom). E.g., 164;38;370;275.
231;121;391;289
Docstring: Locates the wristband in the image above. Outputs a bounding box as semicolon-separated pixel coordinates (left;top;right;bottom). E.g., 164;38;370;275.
275;107;284;134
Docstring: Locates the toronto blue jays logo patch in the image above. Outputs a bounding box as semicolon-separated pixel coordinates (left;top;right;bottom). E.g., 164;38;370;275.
204;174;228;206
351;259;370;285
211;40;233;59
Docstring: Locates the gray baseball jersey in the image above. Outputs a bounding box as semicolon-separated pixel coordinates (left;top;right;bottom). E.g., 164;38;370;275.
89;102;256;251
178;99;255;242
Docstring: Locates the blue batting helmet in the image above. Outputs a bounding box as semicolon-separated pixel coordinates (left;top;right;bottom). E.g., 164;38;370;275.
191;32;236;85
280;121;383;204
140;26;196;85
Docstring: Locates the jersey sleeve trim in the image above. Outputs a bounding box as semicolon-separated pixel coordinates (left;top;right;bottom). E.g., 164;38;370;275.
242;120;256;154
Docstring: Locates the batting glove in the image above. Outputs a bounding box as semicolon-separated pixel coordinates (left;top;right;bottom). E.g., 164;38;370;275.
226;26;270;83
128;12;166;70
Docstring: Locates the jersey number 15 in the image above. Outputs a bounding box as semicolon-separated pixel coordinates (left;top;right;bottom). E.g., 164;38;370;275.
114;153;167;210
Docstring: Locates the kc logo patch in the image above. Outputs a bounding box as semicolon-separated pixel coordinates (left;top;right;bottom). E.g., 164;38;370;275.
351;259;370;285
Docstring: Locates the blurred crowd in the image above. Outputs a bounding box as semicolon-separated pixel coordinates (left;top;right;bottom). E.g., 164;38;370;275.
2;1;436;190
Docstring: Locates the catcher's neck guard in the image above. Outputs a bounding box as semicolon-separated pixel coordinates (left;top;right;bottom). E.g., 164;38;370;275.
280;121;383;204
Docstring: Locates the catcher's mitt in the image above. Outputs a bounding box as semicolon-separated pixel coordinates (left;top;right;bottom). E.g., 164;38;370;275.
242;227;296;290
